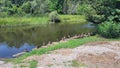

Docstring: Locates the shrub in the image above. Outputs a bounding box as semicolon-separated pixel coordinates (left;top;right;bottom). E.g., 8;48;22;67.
6;5;19;15
98;21;120;38
49;11;61;23
21;1;31;13
77;4;96;17
88;15;106;24
16;8;25;16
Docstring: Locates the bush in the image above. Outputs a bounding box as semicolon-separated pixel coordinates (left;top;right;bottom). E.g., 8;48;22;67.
21;1;31;13
49;11;61;23
77;4;96;16
16;8;25;16
6;5;18;15
98;21;120;38
88;15;106;24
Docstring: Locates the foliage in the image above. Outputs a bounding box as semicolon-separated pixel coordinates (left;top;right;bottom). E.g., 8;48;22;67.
20;1;31;14
98;21;120;38
7;5;18;15
114;9;120;22
49;11;61;23
77;4;96;16
77;0;119;24
88;15;105;24
0;0;119;19
0;1;119;26
32;0;52;15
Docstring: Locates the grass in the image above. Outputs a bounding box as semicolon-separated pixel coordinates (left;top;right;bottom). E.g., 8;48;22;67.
0;17;49;26
8;36;119;63
29;60;38;68
60;15;87;24
0;15;86;27
71;60;86;67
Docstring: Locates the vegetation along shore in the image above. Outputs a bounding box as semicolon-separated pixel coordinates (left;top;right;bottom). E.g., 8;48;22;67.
0;0;120;68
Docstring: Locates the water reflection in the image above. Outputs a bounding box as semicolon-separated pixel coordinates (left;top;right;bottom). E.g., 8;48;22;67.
0;23;94;58
0;43;35;58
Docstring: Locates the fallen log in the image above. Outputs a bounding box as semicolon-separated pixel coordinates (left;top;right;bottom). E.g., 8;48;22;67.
13;52;27;58
13;49;29;58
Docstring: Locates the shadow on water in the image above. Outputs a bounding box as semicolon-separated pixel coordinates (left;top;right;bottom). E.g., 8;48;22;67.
0;22;95;58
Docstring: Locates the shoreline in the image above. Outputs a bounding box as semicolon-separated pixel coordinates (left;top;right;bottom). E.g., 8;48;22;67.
9;33;93;58
35;32;93;49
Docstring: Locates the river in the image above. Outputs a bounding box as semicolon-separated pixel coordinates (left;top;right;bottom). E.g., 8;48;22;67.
0;22;95;58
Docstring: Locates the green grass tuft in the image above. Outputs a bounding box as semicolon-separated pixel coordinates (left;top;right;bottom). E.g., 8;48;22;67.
29;60;38;68
71;60;86;67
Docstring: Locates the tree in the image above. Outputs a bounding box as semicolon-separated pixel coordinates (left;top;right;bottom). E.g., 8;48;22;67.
10;0;33;7
31;0;52;15
20;1;31;13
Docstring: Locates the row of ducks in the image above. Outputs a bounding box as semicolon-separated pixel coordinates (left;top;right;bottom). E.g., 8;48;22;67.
39;32;93;48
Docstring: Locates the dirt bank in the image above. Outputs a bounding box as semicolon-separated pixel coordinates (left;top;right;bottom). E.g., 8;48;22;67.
25;41;120;68
1;41;120;68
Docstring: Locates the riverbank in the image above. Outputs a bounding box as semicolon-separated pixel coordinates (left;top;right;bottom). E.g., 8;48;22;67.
7;35;120;63
2;36;120;68
24;41;120;68
0;15;86;27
